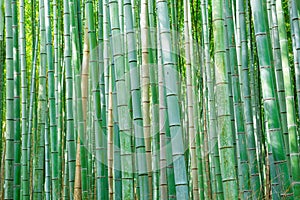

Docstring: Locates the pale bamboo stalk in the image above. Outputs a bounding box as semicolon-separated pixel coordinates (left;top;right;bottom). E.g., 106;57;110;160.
81;25;89;129
108;73;114;200
74;138;82;200
183;0;199;199
140;1;152;198
157;24;168;200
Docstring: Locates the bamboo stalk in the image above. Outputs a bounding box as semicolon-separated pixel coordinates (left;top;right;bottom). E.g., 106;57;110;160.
156;0;189;198
250;0;293;197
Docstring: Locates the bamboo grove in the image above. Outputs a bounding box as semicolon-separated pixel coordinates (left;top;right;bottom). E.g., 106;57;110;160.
0;0;300;199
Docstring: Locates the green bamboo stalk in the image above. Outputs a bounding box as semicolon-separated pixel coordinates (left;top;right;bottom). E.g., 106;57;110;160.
156;26;176;200
212;0;239;198
101;0;110;117
12;0;21;198
53;0;63;193
98;1;109;196
202;88;212;199
268;0;291;176
201;0;224;198
132;0;140;66
224;0;251;198
45;111;51;200
290;2;300;113
164;78;177;198
4;0;14;198
108;0;135;199
127;0;140;195
0;0;4;188
27;26;38;199
158;37;168;199
76;0;83;62
63;150;70;200
172;0;185;147
64;0;77;197
20;0;29;197
289;1;300;121
156;0;189;199
170;0;178;69
237;0;262;197
0;0;2;41
277;0;300;197
102;1;123;198
27;0;36;163
275;1;292;153
195;82;204;200
123;0;150;199
31;75;39;198
224;17;237;179
147;1;160;199
121;8;135;198
111;62;123;200
267;141;281;199
84;55;91;196
33;0;47;198
86;0;108;199
277;1;300;197
202;5;216;200
250;0;293;197
69;0;89;197
44;0;60;197
264;117;281;199
86;71;94;199
247;1;266;192
150;57;160;199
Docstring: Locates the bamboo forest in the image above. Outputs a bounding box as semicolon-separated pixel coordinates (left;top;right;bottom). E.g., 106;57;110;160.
1;0;300;199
